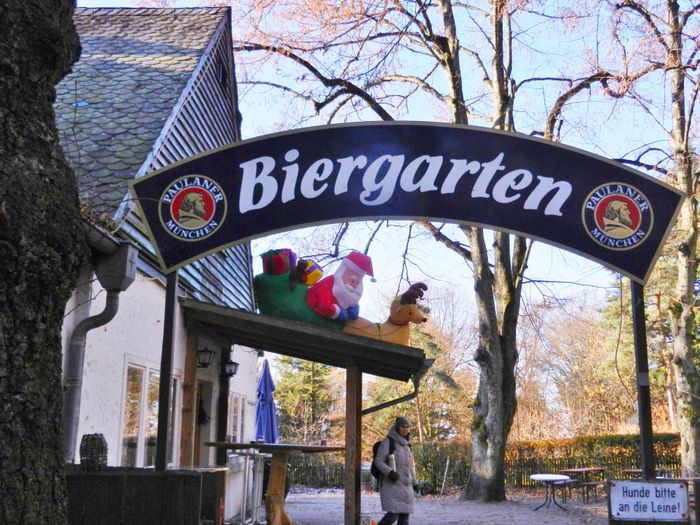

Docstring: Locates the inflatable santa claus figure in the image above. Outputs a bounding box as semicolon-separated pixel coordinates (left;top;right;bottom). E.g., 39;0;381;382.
306;251;375;323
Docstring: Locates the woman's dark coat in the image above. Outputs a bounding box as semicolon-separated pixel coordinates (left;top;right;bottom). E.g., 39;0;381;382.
373;427;417;514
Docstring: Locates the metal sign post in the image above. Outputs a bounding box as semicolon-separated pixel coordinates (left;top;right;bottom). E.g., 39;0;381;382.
155;271;178;472
631;281;656;480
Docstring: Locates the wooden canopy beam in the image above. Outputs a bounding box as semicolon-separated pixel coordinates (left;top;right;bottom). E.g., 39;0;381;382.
181;299;431;381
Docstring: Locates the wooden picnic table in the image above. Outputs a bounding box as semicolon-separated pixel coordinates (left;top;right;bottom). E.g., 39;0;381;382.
560;466;606;481
559;467;606;502
623;467;671;479
206;442;344;525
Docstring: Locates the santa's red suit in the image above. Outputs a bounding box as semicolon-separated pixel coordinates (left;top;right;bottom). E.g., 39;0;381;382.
306;251;374;322
306;275;342;319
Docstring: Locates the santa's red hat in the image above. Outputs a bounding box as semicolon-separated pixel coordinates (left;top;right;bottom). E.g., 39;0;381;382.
342;251;375;281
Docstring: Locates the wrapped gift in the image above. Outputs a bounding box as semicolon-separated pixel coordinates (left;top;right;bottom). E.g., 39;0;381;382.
261;248;297;275
300;259;323;285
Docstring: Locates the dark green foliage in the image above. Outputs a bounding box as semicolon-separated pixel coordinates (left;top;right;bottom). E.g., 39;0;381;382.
413;441;472;491
274;356;336;443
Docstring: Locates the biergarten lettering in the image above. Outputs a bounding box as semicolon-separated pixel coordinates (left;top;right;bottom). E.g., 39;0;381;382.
238;149;573;216
129;122;683;277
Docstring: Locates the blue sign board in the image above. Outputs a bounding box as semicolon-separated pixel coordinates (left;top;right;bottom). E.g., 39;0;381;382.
129;122;683;283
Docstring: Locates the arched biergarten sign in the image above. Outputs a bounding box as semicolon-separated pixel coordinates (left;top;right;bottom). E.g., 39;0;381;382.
129;122;683;283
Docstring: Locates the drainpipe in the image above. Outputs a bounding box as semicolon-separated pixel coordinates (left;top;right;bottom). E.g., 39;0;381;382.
361;358;435;416
62;240;137;463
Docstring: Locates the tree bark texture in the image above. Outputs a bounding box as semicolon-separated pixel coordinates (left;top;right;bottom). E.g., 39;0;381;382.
0;2;83;523
459;227;523;502
662;0;700;479
459;1;523;502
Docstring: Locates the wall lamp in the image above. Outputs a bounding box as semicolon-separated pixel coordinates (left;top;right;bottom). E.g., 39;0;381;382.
222;357;239;378
196;347;216;368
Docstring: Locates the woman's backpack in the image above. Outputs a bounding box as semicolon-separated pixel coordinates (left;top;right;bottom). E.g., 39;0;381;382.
370;437;395;480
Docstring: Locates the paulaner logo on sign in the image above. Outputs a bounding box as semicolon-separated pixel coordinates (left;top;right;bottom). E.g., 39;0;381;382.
582;183;653;251
129;122;683;280
159;175;227;241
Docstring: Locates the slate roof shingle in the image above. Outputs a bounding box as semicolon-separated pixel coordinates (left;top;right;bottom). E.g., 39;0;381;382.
55;8;229;216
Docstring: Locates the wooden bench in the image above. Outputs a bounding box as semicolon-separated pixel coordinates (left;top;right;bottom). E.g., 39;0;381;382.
555;479;580;502
579;480;606;502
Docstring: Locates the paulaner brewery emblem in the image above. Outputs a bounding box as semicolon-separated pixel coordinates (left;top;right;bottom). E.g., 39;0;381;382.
159;175;226;241
582;183;653;250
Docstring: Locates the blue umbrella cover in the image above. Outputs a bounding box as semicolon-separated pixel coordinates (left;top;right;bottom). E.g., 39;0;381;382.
255;359;279;443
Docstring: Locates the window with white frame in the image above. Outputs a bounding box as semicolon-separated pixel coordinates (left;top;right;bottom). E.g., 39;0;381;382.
120;363;180;467
227;392;247;442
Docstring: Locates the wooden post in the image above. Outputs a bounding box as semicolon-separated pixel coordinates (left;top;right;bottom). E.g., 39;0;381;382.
264;452;293;525
215;346;231;466
345;364;362;525
179;331;198;466
631;281;656;480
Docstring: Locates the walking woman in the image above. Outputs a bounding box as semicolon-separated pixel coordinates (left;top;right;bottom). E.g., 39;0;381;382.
373;417;418;525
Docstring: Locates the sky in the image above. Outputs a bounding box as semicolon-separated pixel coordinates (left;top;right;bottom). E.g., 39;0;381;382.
74;0;619;312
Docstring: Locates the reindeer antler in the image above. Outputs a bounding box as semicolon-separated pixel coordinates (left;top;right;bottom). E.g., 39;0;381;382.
400;282;428;304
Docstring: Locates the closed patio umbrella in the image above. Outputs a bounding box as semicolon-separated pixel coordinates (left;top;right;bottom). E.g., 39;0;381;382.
255;359;279;443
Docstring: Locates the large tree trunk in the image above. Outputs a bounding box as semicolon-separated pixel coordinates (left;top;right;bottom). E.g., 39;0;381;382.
460;228;523;501
460;1;523;502
0;1;83;523
662;0;700;478
672;202;700;475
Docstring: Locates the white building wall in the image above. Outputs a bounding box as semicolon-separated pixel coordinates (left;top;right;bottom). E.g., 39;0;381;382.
80;273;184;465
231;345;259;437
62;268;260;522
62;271;259;466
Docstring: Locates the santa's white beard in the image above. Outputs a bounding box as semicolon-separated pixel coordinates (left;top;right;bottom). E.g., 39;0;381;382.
332;277;363;309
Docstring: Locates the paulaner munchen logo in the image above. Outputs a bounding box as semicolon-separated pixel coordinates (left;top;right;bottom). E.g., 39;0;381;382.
159;175;226;241
582;183;653;251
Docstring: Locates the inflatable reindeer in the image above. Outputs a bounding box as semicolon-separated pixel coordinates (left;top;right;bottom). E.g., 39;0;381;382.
343;282;428;345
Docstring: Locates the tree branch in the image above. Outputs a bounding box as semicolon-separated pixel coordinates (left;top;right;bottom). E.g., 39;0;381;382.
615;0;670;53
545;71;612;140
614;158;670;175
363;221;384;255
418;221;473;262
237;43;394;121
379;73;448;103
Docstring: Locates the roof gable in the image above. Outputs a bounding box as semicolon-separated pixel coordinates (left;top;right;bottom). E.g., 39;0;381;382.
55;8;230;217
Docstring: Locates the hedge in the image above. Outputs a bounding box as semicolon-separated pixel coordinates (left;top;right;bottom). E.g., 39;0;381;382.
287;433;681;492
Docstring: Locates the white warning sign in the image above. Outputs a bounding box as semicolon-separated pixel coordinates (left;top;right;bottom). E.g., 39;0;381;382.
609;480;688;521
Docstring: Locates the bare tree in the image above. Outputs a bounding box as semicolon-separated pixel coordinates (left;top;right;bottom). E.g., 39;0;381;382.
599;0;700;477
231;0;646;500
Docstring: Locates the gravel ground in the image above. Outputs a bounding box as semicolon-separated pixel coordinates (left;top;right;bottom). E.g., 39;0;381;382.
281;488;609;525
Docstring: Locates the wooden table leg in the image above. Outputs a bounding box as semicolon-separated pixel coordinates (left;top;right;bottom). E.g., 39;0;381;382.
265;452;293;525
